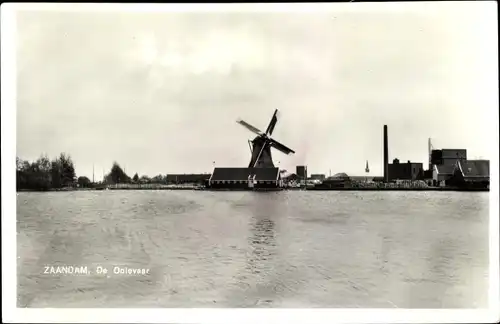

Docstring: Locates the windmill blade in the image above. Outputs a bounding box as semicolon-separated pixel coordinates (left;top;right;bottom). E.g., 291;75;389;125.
252;143;267;167
236;119;263;136
265;109;279;136
270;139;295;155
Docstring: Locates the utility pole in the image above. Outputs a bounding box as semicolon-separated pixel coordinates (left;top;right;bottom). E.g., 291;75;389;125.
92;164;95;184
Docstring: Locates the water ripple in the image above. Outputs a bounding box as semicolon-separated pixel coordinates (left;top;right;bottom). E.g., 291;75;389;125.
17;190;489;308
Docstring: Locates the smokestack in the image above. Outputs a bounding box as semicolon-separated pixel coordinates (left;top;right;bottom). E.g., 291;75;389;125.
384;125;389;183
428;138;433;171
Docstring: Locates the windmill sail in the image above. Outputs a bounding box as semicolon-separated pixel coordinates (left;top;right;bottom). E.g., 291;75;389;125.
270;139;295;155
236;119;263;136
265;109;279;136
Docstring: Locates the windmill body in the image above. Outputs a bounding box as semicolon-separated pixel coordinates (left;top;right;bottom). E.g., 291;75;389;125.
249;136;275;167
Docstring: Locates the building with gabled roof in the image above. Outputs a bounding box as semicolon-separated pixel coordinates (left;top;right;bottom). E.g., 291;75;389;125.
208;167;282;189
433;164;457;182
448;160;490;188
461;160;490;180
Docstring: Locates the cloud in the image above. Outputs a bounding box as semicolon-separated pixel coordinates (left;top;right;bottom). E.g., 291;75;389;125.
15;5;498;178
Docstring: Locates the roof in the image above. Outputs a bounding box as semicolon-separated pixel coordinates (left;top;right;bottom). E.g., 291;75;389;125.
441;149;467;158
166;174;211;182
282;173;298;179
461;160;489;178
211;167;279;181
435;164;456;175
332;172;349;178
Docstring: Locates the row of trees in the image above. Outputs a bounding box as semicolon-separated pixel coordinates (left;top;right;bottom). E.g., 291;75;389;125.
16;155;172;191
16;153;77;191
103;162;167;185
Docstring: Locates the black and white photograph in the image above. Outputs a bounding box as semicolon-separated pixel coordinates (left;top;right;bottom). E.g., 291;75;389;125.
2;1;499;323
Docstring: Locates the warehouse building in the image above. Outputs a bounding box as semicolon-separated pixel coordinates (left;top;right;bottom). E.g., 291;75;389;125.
208;167;282;189
429;148;489;187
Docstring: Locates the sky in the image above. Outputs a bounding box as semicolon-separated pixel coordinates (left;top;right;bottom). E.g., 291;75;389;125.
15;2;498;180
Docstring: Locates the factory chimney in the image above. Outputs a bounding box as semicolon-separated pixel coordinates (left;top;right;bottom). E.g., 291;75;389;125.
428;138;433;171
383;125;389;183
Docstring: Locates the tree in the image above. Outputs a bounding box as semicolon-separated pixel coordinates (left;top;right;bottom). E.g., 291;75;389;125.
139;175;151;184
51;158;62;189
108;162;131;184
16;154;52;190
16;157;32;190
35;154;52;190
152;174;164;183
133;173;139;183
16;152;78;191
77;176;92;188
58;153;76;187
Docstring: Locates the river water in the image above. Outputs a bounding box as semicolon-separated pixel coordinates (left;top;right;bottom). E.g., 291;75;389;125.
16;190;489;308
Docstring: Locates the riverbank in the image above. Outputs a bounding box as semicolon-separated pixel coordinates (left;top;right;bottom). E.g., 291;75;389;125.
17;184;205;192
17;186;489;192
306;187;489;192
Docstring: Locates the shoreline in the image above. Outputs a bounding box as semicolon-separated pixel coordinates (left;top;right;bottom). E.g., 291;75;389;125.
17;186;489;192
306;187;489;192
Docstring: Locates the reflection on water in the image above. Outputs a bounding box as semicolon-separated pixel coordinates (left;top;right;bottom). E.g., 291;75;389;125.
17;190;489;308
247;218;276;274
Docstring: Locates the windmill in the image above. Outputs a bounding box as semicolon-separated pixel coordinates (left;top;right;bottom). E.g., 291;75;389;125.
236;109;295;168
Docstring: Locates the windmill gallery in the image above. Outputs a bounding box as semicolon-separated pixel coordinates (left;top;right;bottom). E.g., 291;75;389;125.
207;109;295;190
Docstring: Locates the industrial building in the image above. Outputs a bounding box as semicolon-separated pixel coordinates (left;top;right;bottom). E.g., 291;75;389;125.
431;149;467;166
296;165;307;180
425;146;490;188
388;159;424;181
431;148;468;183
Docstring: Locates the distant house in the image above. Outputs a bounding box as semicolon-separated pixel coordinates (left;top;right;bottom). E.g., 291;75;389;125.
310;174;326;181
329;172;350;181
282;173;299;182
321;172;351;188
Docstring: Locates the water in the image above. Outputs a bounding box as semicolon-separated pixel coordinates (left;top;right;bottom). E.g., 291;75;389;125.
17;190;489;308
